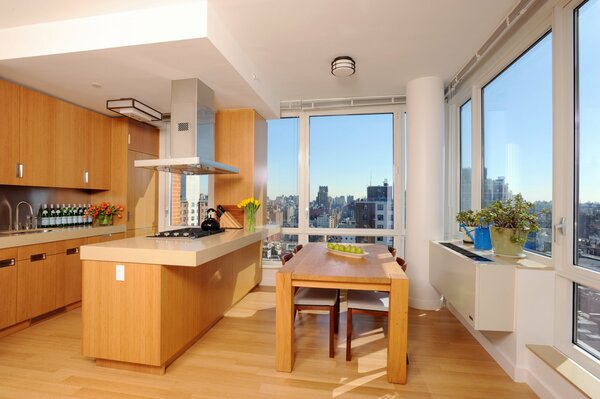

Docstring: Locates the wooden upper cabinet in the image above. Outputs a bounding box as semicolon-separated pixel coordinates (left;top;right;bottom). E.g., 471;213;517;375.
128;119;159;157
55;101;88;188
127;150;158;231
19;87;57;187
87;111;112;190
0;80;20;185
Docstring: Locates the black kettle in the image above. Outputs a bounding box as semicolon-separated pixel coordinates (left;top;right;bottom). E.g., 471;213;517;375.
201;208;221;231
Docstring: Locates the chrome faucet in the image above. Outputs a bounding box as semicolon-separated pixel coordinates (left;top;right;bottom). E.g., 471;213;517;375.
15;201;34;231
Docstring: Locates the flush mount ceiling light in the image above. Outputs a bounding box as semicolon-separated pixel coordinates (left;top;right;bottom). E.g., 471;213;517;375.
106;98;162;122
331;56;356;77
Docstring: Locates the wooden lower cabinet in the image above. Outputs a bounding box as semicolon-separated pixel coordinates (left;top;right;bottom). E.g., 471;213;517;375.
0;232;126;333
85;232;125;245
82;242;262;373
16;243;57;322
56;238;86;308
0;248;18;330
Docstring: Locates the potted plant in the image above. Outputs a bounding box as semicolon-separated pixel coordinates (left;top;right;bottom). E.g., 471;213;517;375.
478;194;544;257
456;210;479;243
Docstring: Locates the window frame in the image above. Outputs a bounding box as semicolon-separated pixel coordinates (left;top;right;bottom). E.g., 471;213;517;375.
459;99;472;214
553;0;600;377
266;105;405;265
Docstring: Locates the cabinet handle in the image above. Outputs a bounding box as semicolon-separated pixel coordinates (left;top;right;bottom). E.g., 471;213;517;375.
16;163;23;179
30;253;47;262
83;170;89;184
66;247;79;256
0;258;15;268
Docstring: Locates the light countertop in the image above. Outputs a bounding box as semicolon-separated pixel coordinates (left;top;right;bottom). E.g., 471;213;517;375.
432;240;553;270
0;225;126;249
80;225;281;267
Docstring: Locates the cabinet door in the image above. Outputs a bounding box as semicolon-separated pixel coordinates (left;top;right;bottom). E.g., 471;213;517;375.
16;244;57;322
128;119;159;156
19;88;57;187
0;80;20;185
56;238;85;307
127;150;158;231
0;248;18;330
87;112;112;190
55;102;88;188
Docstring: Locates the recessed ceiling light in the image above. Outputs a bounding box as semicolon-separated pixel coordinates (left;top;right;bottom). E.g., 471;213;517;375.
91;82;102;89
331;56;356;77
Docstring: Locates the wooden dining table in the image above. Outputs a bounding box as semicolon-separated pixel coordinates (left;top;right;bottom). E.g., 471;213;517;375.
275;243;409;384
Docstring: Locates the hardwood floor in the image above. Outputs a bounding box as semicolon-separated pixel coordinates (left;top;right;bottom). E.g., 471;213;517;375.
0;272;537;398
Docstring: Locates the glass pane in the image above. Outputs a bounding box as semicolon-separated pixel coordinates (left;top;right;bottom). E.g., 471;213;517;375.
482;33;553;255
309;235;394;247
460;100;472;211
575;0;600;271
262;234;298;261
574;283;600;360
266;118;299;228
170;174;209;226
309;114;394;230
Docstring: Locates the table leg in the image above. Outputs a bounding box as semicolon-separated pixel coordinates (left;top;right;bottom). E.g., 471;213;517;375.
387;274;409;384
276;271;294;372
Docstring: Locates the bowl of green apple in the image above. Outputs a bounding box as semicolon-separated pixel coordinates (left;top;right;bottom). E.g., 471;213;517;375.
326;243;368;258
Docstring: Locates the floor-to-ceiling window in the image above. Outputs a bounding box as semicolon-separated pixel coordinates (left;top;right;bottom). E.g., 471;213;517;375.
263;118;299;260
460;100;472;212
573;0;600;362
481;32;553;255
263;107;404;263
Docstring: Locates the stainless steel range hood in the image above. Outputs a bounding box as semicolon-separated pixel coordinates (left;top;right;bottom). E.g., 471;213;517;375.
134;79;239;175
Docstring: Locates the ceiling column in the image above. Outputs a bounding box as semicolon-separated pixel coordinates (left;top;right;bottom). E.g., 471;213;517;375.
405;76;445;310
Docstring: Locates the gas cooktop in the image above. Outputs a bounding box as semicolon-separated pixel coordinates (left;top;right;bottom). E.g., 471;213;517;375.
149;227;225;239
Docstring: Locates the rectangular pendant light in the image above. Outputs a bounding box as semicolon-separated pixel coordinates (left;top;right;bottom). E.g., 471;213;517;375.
106;98;162;122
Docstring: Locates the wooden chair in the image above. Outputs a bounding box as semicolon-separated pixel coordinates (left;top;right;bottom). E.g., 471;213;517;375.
280;250;340;358
293;244;303;254
388;246;396;257
279;252;293;265
346;257;408;362
396;256;407;272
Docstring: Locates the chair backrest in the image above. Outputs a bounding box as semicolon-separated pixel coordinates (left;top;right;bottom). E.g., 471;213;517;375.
280;252;293;266
388;246;397;257
293;244;303;254
396;256;407;272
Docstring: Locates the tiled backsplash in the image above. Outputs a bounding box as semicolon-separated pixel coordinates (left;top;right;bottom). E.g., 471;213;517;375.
0;186;91;230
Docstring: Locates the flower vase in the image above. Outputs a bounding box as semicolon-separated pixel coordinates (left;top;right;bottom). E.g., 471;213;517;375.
95;214;113;226
245;210;256;232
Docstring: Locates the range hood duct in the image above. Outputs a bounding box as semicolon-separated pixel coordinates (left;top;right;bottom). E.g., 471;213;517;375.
134;79;239;175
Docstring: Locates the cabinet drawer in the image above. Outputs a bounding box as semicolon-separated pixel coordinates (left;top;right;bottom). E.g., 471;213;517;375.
56;238;86;254
17;242;57;261
0;248;17;268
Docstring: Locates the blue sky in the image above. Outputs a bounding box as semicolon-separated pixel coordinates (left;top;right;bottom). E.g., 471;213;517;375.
267;114;393;199
267;0;600;204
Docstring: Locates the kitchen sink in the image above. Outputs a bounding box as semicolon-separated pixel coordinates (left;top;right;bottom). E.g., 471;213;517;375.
0;229;54;236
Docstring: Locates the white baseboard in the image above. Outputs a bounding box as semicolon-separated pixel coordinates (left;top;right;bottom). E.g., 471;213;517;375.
408;296;442;310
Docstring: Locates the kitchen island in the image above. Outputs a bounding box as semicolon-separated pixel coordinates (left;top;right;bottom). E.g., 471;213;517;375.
79;225;280;374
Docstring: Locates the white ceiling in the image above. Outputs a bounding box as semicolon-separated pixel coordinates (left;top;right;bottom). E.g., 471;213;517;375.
0;0;516;119
0;0;195;29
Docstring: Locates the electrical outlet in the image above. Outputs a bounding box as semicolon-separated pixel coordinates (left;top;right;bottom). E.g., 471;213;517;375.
116;264;125;281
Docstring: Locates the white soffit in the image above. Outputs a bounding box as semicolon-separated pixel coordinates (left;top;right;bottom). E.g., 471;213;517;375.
0;1;209;60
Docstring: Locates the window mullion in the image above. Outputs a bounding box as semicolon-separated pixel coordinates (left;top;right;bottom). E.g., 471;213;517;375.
298;113;310;244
